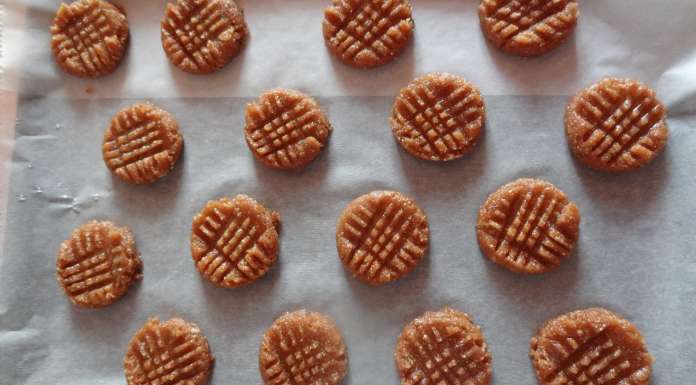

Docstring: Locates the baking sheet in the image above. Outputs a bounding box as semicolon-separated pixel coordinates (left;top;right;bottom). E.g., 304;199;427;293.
1;1;696;385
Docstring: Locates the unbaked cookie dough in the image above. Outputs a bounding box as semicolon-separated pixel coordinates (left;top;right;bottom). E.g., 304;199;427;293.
323;0;414;68
530;308;652;385
124;317;214;385
191;195;280;288
245;89;332;170
391;73;485;161
51;0;129;77
476;178;580;274
395;308;492;385
565;78;669;172
478;0;578;56
103;102;183;185
161;0;248;74
336;190;429;285
259;310;347;385
56;220;142;308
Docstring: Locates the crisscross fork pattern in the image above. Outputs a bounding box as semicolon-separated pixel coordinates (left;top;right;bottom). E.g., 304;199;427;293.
162;0;246;73
394;79;484;160
260;311;346;385
337;192;428;284
126;319;212;385
103;104;180;184
193;206;268;285
537;320;652;385
324;0;413;67
52;0;127;76
575;82;665;167
402;324;490;384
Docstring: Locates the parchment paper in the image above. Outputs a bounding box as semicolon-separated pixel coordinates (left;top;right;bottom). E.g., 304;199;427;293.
1;1;696;385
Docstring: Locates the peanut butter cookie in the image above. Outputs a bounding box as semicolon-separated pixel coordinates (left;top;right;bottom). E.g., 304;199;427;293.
323;0;414;68
191;195;280;288
531;308;652;385
336;191;429;285
259;310;347;385
245;89;332;170
565;78;668;172
478;0;578;56
56;220;142;308
161;0;247;74
51;0;129;77
395;308;492;385
103;102;183;185
476;178;580;274
124;318;214;385
391;73;485;161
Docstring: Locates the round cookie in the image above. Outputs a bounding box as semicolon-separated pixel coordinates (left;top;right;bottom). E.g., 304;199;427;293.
391;73;485;161
51;0;129;77
336;191;429;285
478;0;578;57
259;310;347;385
103;102;184;185
323;0;414;68
161;0;248;74
124;318;214;385
530;308;653;385
565;78;669;172
56;220;142;308
476;178;580;274
191;195;280;288
245;89;332;170
395;308;492;385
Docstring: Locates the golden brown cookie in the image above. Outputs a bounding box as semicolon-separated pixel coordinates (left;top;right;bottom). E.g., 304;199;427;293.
124;317;214;385
395;308;492;385
323;0;414;68
102;102;184;185
530;308;653;385
56;220;142;308
51;0;129;77
245;89;332;170
336;191;428;285
565;78;669;172
478;0;578;57
391;73;485;161
476;178;580;274
191;195;280;288
259;310;347;385
161;0;248;74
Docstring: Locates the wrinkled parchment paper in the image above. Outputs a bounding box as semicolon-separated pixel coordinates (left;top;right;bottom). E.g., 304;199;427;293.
1;1;695;385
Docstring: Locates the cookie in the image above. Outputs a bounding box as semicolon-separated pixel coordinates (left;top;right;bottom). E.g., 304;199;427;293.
102;102;184;185
56;220;142;308
565;78;669;172
323;0;414;68
530;308;652;385
191;195;280;288
161;0;248;74
245;89;332;170
336;191;428;285
391;73;485;161
478;0;578;56
51;0;129;77
395;308;492;385
476;178;580;274
124;317;214;385
259;310;347;385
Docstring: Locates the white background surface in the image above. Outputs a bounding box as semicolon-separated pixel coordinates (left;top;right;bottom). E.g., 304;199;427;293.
1;1;695;385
